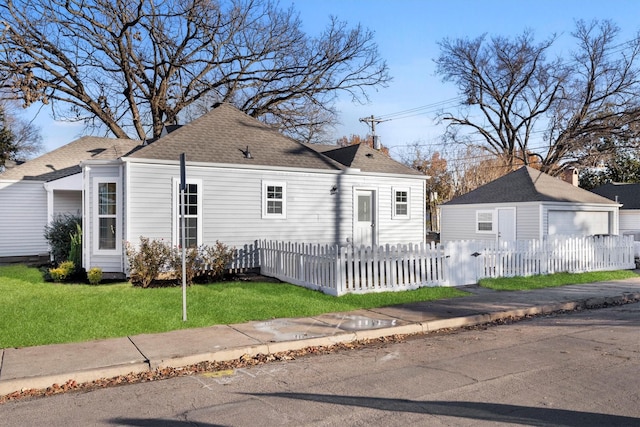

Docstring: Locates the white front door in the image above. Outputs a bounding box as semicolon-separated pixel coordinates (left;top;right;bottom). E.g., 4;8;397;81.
497;208;516;243
354;190;375;247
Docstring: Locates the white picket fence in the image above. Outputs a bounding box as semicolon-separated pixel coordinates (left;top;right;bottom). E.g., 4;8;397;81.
257;235;635;296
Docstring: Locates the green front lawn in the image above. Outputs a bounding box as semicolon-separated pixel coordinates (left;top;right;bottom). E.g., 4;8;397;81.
479;269;639;291
0;265;467;348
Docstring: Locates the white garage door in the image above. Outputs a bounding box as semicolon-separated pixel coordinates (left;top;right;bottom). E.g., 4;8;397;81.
548;211;609;236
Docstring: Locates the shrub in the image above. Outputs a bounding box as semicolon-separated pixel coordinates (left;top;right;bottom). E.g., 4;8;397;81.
200;241;235;282
87;267;103;285
44;214;82;264
125;237;171;288
49;261;75;283
170;241;235;285
168;246;200;286
69;223;83;274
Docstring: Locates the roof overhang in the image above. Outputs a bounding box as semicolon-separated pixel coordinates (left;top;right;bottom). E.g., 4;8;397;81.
121;156;430;180
43;172;83;191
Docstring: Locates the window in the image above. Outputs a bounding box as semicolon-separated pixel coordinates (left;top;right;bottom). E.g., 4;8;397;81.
262;181;286;218
392;188;409;218
93;179;120;254
476;210;495;233
174;179;202;248
98;182;117;250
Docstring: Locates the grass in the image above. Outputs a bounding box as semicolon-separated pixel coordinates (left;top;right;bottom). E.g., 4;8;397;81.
479;269;639;291
0;265;467;348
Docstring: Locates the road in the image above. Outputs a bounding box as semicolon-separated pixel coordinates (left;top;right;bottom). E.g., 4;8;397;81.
2;303;639;426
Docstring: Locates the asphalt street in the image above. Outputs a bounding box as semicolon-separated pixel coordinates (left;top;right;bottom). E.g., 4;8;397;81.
2;302;638;426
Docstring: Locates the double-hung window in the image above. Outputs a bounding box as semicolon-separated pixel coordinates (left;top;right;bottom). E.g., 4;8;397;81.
262;181;286;218
392;188;410;218
476;210;495;233
174;179;202;248
94;179;120;253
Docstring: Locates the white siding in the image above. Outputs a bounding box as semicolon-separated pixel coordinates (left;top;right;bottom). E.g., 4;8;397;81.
0;180;49;257
125;162;425;255
53;190;82;216
440;204;496;243
440;202;543;243
442;202;618;243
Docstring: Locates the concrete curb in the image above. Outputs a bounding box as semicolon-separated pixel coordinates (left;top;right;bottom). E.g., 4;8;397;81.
2;290;639;398
0;363;149;396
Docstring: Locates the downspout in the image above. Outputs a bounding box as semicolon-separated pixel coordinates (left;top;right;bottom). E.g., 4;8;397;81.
83;166;90;270
43;181;54;261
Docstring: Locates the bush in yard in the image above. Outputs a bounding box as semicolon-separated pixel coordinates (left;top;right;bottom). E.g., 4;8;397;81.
200;241;235;282
125;237;171;288
168;245;200;286
44;213;82;264
87;267;103;285
170;241;236;285
49;261;75;283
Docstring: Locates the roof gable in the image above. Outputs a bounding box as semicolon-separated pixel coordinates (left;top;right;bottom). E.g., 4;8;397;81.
0;136;140;182
305;143;422;175
445;166;617;205
128;103;343;171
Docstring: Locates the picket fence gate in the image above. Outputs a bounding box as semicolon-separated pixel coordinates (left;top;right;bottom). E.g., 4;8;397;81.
256;235;635;296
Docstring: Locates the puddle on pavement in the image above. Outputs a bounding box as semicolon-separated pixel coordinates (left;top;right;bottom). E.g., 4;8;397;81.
337;315;397;331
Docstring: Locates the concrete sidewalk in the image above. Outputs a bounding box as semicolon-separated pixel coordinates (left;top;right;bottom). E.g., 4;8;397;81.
2;279;640;397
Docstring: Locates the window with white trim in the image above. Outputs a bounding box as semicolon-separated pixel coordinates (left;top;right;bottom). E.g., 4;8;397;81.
392;188;410;218
173;179;202;248
476;210;495;233
262;181;286;218
97;182;117;250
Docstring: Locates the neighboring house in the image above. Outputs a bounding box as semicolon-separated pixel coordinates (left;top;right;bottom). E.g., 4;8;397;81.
591;183;640;238
8;103;426;274
439;166;620;243
0;136;139;264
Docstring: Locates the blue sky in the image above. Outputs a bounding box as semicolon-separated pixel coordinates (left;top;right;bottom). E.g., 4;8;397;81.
23;0;640;159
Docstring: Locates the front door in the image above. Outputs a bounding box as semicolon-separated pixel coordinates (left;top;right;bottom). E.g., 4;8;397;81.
354;190;375;247
497;208;516;243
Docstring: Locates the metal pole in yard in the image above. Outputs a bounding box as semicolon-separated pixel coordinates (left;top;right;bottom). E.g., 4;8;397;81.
180;153;187;322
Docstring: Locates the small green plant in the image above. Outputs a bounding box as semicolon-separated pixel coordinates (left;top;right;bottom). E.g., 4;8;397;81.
87;267;103;285
69;223;82;275
43;214;82;264
49;260;75;283
125;237;171;288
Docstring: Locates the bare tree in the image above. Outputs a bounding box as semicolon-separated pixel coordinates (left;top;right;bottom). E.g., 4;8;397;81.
0;0;389;142
336;133;391;156
435;20;640;175
0;100;42;166
402;145;454;231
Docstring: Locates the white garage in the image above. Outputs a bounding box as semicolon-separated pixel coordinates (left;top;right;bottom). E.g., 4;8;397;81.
440;167;621;243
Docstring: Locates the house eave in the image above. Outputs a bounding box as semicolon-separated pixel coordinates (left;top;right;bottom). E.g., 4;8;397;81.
440;200;622;209
121;156;428;180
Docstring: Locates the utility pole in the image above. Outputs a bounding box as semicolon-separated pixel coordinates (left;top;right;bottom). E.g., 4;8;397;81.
359;115;386;150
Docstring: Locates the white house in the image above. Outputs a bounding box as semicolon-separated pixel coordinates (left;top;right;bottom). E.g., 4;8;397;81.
440;166;620;243
2;103;429;273
0;137;138;264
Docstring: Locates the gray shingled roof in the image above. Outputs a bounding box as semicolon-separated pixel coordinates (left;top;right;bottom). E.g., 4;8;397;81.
305;143;422;176
444;166;617;205
591;182;640;209
128;103;344;171
0;136;141;182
